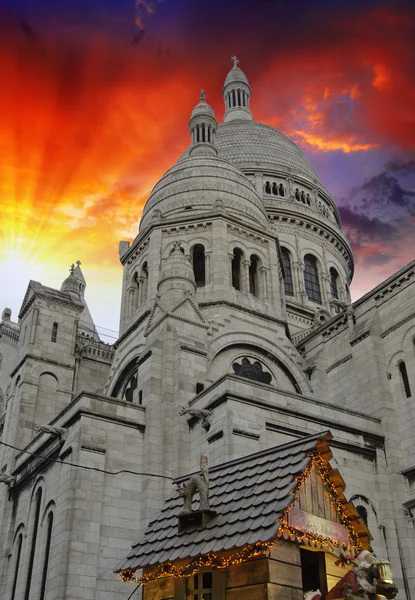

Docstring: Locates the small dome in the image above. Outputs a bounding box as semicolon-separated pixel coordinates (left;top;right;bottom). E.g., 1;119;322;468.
224;65;250;89
159;242;195;287
158;242;196;306
140;154;268;231
190;97;215;120
61;271;80;295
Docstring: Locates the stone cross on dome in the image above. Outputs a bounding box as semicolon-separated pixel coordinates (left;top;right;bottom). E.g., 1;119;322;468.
231;55;239;67
200;89;207;101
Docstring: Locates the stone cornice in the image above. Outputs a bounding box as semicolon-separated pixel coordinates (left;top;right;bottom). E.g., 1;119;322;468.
113;309;151;349
270;211;353;275
10;353;75;379
123;211;278;265
190;373;381;424
199;300;286;326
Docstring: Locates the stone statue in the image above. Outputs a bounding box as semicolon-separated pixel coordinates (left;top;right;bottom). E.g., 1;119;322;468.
179;407;212;432
177;456;210;513
0;474;15;486
35;425;68;440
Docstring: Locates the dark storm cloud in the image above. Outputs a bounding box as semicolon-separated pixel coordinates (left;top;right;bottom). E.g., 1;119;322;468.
385;159;415;174
359;172;415;211
339;206;399;241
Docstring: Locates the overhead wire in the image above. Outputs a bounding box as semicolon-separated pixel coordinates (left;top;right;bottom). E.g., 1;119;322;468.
0;440;175;481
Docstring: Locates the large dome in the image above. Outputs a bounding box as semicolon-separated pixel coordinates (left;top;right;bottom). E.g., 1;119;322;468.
215;120;318;181
140;154;268;231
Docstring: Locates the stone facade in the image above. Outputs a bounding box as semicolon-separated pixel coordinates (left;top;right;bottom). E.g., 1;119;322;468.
0;62;414;599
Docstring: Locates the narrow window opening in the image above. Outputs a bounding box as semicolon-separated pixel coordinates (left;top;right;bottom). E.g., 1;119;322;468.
279;183;285;197
192;244;206;288
304;254;322;303
265;181;271;194
231;249;243;291
237;89;241;105
399;361;411;398
196;125;200;142
51;322;58;343
232;89;236;107
300;549;328;596
295;188;300;201
138;390;143;405
196;383;205;394
249;255;259;296
11;533;23;600
272;182;278;196
306;193;310;205
281;248;294;296
24;488;42;600
301;191;306;203
330;267;339;299
39;512;54;600
356;505;368;526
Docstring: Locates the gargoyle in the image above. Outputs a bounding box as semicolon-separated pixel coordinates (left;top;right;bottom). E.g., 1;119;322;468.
177;456;210;513
0;473;15;486
179;407;212;432
35;425;68;440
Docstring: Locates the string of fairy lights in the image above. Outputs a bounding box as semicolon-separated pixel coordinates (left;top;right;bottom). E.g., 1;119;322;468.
119;449;363;586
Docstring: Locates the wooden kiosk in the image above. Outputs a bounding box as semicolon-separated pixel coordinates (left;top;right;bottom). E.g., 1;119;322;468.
116;432;394;600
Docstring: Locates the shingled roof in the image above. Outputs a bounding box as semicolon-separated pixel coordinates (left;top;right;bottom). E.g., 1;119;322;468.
116;431;362;574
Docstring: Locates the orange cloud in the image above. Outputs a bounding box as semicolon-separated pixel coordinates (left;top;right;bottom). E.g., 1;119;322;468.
292;131;379;153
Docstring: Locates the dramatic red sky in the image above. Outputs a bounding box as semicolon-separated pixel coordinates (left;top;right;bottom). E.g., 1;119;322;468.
1;0;414;336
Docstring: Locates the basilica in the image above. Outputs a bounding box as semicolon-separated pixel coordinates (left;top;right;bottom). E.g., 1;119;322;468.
0;60;414;599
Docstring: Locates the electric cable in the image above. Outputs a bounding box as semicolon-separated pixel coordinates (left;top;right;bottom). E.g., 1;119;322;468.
0;440;175;481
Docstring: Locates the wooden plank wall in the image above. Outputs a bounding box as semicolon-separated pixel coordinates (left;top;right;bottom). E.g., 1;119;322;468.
293;466;340;523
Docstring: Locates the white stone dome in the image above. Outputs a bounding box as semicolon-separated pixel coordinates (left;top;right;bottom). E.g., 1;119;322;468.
223;66;250;89
215;120;318;181
140;154;268;231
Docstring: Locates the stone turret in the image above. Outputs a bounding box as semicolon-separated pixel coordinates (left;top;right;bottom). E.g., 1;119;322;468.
188;90;218;157
157;242;196;310
223;56;252;122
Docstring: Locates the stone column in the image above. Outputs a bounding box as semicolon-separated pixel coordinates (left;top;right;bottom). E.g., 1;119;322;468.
205;252;212;285
294;260;306;302
260;267;268;300
242;259;251;294
138;276;145;306
29;308;39;346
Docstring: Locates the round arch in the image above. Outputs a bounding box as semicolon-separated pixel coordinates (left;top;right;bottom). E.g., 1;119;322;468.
207;332;310;394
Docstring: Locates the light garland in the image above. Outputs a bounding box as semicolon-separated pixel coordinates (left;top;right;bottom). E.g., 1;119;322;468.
119;450;361;586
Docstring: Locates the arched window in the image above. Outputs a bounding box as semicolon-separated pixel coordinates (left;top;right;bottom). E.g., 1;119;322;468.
281;248;294;296
25;488;42;600
295;188;300;201
304;255;322;303
265;181;271;194
398;361;411;398
51;322;58;343
192;245;206;287
306;193;310;205
272;182;278;196
237;89;241;105
356;505;368;526
231;248;243;291
329;267;339;299
39;512;54;600
249;255;260;296
140;262;149;304
232;89;236;107
279;183;285;197
11;532;23;600
300;191;306;203
123;371;138;402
